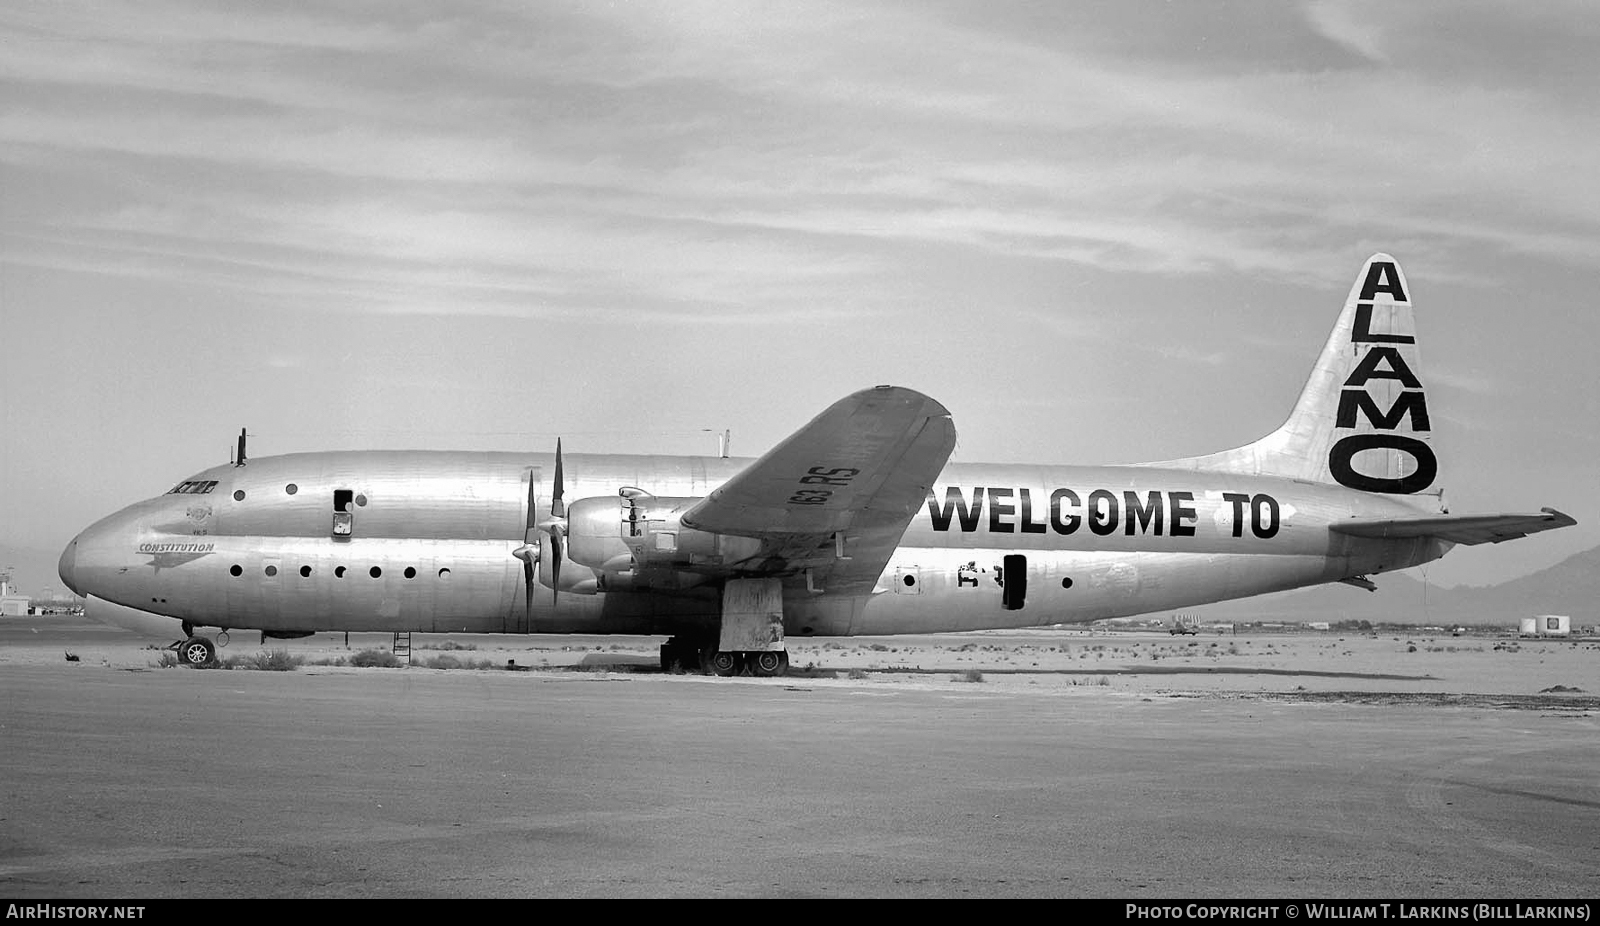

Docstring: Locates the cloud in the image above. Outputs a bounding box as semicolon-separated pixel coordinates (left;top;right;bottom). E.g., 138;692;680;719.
1304;1;1391;63
6;1;1600;324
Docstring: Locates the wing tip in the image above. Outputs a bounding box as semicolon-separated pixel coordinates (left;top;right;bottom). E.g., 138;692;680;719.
861;384;951;419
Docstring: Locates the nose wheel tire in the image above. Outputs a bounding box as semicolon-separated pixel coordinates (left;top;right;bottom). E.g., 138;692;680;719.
179;637;217;667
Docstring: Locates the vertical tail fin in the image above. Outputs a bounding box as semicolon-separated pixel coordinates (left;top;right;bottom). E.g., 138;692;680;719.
1151;254;1442;506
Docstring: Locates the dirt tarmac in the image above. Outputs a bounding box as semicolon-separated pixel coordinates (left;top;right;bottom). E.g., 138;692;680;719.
2;616;1596;898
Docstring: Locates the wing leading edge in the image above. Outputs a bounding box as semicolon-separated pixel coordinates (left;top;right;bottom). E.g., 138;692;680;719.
681;385;956;590
1329;507;1577;546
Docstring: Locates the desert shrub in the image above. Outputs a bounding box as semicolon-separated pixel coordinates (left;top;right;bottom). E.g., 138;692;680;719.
847;667;869;680
248;649;303;671
954;669;984;683
424;654;462;670
350;649;403;668
152;651;178;668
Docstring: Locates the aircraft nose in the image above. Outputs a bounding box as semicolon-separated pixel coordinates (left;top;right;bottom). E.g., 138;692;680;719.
58;539;81;596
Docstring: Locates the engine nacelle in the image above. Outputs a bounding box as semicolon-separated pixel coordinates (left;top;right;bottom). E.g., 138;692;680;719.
565;494;762;574
565;496;633;571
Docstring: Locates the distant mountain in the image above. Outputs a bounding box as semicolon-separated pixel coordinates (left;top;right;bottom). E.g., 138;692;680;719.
1182;545;1600;628
1450;545;1600;620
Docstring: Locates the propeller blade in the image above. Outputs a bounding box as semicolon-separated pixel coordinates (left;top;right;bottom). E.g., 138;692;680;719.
522;557;534;617
551;438;566;519
525;467;539;543
522;470;538;618
549;528;564;606
548;440;566;607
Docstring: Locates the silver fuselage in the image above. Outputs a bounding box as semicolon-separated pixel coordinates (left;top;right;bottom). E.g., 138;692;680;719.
60;449;1443;638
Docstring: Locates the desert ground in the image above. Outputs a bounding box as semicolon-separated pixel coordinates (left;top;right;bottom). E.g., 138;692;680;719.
2;615;1597;899
4;614;1595;705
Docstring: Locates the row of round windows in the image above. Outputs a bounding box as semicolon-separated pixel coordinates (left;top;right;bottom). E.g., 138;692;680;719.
227;485;369;504
228;564;450;579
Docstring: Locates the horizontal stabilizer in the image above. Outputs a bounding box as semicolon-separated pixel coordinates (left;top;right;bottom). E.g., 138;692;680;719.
1329;507;1577;546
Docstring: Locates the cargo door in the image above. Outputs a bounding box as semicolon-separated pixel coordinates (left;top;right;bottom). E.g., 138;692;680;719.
1001;553;1027;610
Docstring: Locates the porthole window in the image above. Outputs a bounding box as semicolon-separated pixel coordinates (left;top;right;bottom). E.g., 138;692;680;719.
335;566;346;578
404;567;416;579
369;566;382;578
355;494;368;507
438;568;451;579
285;483;298;495
300;565;312;577
233;490;246;501
902;574;917;587
230;564;242;577
265;565;278;577
1061;577;1073;589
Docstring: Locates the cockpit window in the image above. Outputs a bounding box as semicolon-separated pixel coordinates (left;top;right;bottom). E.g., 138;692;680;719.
167;480;219;495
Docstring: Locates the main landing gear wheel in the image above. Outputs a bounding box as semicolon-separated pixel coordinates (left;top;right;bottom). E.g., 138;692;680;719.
178;637;216;668
705;650;740;677
748;651;789;678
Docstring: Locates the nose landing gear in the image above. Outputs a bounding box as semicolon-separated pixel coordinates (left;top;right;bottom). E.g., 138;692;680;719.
175;636;217;667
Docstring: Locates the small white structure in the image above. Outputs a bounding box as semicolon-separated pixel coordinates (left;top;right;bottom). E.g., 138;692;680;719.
1520;615;1570;637
0;580;29;617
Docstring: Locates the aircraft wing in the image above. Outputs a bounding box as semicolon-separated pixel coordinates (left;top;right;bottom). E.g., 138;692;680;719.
1329;507;1577;546
681;385;955;590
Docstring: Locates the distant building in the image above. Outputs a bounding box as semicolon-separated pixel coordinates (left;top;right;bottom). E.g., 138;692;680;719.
1519;615;1571;637
0;580;29;617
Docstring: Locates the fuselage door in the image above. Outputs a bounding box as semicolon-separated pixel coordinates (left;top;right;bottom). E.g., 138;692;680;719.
1001;554;1027;610
333;489;354;539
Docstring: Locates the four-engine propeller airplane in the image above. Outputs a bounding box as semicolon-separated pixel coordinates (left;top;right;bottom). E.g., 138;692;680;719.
59;254;1576;674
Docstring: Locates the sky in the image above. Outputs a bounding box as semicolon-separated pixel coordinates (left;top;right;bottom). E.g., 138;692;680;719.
3;0;1598;597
